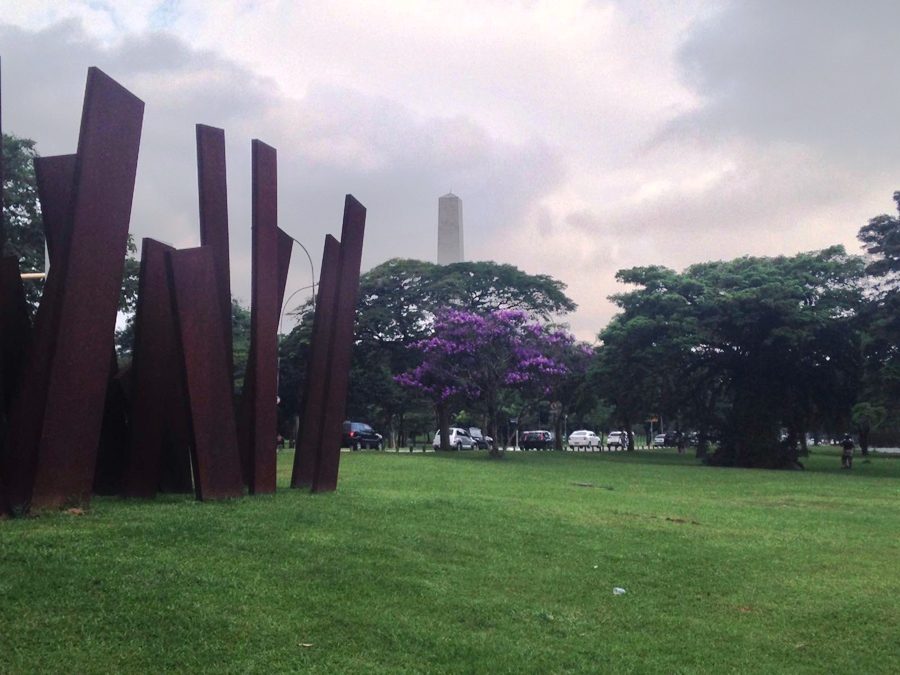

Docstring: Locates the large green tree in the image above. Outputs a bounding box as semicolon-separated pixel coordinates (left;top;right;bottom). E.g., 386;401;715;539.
856;191;900;446
598;247;864;468
279;258;577;447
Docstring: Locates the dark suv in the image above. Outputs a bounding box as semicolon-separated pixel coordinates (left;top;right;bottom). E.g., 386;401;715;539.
521;430;553;450
342;421;383;450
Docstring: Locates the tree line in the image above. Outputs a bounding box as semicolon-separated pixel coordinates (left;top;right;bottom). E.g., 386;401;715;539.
4;133;898;467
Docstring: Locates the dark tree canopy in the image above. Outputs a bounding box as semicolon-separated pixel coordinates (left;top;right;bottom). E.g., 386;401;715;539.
856;192;900;445
597;247;865;467
2;133;45;307
858;190;900;286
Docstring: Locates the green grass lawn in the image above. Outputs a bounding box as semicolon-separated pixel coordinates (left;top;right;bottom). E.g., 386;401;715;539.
1;448;898;674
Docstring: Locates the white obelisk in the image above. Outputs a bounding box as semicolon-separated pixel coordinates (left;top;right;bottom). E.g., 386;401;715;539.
437;192;464;264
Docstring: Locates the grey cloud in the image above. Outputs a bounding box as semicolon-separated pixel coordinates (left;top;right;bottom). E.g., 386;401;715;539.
671;0;900;169
1;19;565;312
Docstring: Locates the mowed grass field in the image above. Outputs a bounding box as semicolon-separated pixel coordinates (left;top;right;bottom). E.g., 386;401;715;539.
1;448;898;674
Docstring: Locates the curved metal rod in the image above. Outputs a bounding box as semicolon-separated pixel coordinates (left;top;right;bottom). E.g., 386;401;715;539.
279;282;315;337
277;235;318;338
289;236;316;311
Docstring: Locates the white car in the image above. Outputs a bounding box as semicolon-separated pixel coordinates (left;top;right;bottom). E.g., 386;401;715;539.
606;431;628;450
433;427;478;450
653;433;667;447
568;430;601;449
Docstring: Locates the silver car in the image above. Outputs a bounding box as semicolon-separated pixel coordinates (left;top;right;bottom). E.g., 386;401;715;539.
568;430;601;449
432;427;478;450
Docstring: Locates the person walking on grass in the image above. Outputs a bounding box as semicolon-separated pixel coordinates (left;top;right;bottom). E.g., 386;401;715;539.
841;434;855;470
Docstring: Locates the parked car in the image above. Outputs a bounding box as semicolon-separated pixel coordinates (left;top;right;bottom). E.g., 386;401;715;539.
342;421;383;450
606;431;628;450
432;427;478;450
652;433;667;447
568;430;601;449
521;430;554;450
468;427;493;450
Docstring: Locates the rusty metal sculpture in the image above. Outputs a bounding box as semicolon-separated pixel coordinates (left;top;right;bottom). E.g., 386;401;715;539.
0;60;368;513
4;68;144;510
196;124;234;380
121;239;190;498
291;235;341;488
312;196;367;493
238;140;281;494
168;246;244;500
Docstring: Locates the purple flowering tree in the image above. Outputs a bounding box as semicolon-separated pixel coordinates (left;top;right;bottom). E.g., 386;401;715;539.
395;308;574;456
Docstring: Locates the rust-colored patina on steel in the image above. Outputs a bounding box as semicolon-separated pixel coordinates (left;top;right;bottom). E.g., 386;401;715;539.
5;68;144;510
0;258;30;416
239;140;280;495
0;56;5;252
168;246;243;500
92;353;130;496
291;235;341;488
196;124;233;379
312;195;367;493
29;68;144;509
34;155;77;263
2;156;76;511
121;239;190;498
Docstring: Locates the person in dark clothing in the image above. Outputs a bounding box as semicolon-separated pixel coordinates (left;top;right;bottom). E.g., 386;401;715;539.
841;435;855;469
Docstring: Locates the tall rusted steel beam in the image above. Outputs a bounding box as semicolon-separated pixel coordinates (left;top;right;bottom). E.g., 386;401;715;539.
237;224;293;489
0;258;30;416
121;239;188;498
35;154;132;498
291;235;340;488
34;155;77;264
92;352;129;496
4;68;143;511
1;56;5;253
196;124;233;380
239;140;280;495
312;195;366;493
168;246;243;501
2;155;76;512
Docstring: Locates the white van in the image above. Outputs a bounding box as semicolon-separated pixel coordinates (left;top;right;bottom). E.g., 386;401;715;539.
432;427;478;450
606;431;628;450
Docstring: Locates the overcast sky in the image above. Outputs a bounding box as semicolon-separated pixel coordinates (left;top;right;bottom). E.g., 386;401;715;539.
2;0;898;340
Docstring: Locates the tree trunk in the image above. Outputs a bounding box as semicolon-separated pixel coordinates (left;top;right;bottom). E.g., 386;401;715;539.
488;401;501;458
695;430;709;459
623;414;634;451
554;414;564;451
859;427;870;456
438;403;451;451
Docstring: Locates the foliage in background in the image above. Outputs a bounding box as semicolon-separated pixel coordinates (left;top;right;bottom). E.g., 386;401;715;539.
395;309;581;453
856;191;900;445
279;258;578;447
596;247;864;467
2;133;45;307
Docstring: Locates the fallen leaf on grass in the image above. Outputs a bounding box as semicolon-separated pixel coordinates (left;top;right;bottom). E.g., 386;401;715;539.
65;508;86;516
737;606;753;613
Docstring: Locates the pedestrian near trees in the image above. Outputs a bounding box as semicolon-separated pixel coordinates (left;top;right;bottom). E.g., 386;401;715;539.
841;435;855;470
